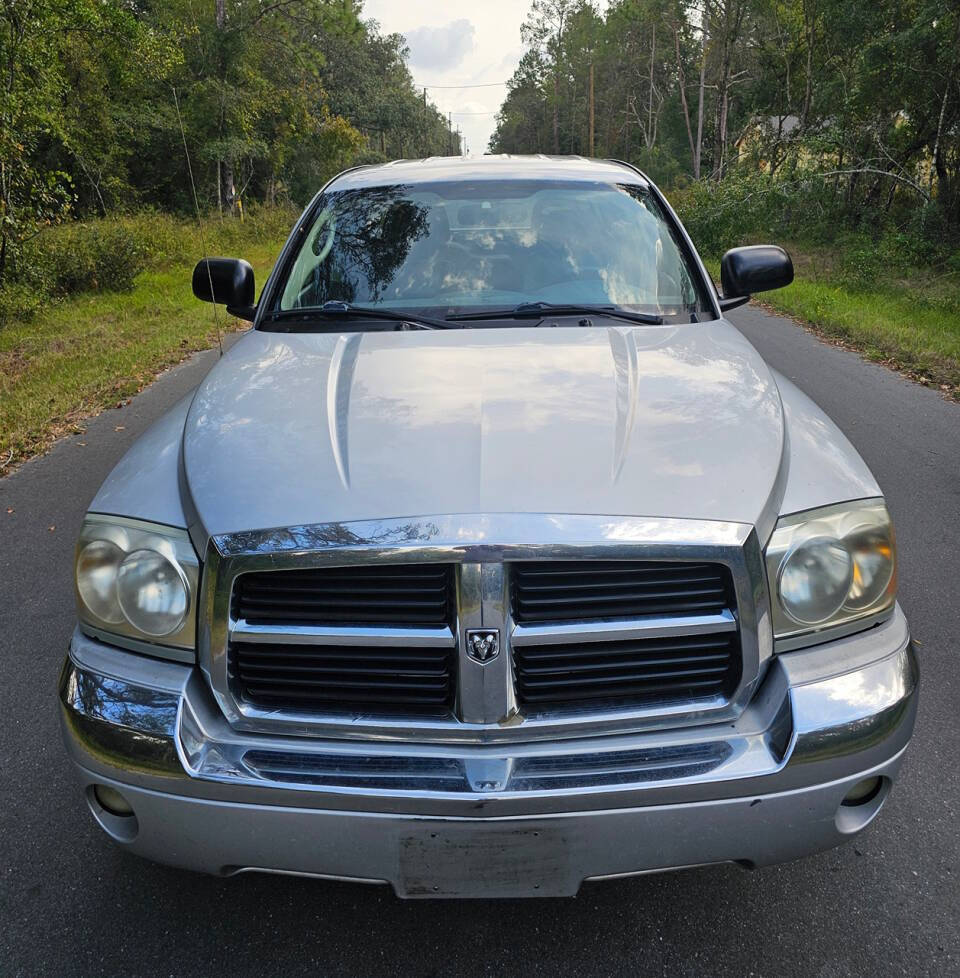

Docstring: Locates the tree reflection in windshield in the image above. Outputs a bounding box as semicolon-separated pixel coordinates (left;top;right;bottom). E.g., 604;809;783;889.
287;185;431;306
278;179;711;318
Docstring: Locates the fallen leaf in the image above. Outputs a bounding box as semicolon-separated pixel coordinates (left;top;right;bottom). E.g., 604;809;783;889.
6;507;13;514
114;425;125;432
48;525;56;531
78;442;87;447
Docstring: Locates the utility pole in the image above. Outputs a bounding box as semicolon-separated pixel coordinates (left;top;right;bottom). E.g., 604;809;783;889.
589;63;595;156
448;112;453;155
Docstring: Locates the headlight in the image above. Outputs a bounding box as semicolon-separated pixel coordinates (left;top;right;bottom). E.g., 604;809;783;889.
766;499;896;643
75;515;199;654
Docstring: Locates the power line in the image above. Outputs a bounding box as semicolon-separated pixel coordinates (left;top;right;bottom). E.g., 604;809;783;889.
417;81;509;89
451;110;498;116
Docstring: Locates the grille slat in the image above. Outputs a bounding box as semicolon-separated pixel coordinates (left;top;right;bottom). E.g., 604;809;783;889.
231;564;456;715
519;652;731;674
516;637;732;661
239;661;449;677
511;560;732;623
517;664;731;688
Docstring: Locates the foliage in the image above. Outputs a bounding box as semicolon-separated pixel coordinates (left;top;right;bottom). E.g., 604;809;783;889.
491;0;960;240
0;0;159;287
0;0;461;300
30;222;149;295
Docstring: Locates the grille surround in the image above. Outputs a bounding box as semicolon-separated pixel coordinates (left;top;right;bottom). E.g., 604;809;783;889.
200;514;768;742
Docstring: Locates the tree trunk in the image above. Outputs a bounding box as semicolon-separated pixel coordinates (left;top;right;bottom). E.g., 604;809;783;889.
588;63;594;155
801;0;815;127
553;73;560;153
674;27;697;172
215;0;237;217
931;15;960;207
717;87;729;178
221;160;235;216
647;24;656;150
694;29;706;180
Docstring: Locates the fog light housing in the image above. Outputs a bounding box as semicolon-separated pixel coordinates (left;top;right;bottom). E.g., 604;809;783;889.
842;776;883;807
93;784;134;817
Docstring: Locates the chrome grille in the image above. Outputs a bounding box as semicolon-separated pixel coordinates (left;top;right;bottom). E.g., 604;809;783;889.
509;742;733;790
243;750;467;790
202;514;767;740
238;742;733;792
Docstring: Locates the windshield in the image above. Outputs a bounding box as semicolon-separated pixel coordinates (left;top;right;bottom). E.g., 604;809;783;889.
275;179;711;322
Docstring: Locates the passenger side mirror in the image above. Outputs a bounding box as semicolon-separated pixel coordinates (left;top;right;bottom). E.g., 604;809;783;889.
718;246;794;312
192;257;256;321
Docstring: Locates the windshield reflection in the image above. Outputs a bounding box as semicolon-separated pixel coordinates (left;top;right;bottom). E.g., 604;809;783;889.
278;180;710;319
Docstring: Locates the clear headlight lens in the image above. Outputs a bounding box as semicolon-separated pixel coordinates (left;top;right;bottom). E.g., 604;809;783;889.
75;515;198;652
76;540;126;624
766;500;896;642
117;549;189;636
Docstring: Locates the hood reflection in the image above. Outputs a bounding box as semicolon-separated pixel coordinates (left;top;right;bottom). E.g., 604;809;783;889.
184;323;785;537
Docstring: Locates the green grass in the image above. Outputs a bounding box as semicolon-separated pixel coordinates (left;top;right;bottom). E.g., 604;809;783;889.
0;241;280;468
706;253;960;394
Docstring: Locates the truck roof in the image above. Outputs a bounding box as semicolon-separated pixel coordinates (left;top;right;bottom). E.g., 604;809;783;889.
328;154;650;190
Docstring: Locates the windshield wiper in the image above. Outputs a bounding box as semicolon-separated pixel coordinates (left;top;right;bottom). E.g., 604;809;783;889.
264;301;454;331
446;301;663;326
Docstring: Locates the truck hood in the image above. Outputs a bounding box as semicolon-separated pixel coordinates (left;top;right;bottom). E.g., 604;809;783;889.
182;323;787;539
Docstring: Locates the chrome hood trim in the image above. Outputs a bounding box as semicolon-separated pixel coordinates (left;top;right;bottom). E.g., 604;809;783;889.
182;323;787;540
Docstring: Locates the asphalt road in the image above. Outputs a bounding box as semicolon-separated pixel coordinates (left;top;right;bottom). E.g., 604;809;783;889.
2;307;958;977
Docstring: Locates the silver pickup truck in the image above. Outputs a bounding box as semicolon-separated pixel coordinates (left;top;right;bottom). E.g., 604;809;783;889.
60;156;917;898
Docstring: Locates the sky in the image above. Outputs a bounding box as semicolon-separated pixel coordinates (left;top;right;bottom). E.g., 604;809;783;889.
362;1;529;155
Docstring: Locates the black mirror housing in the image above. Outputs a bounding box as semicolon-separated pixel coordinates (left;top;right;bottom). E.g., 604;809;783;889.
192;257;256;320
720;246;793;307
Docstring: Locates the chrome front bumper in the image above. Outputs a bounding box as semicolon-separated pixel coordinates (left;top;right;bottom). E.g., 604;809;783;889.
60;608;918;898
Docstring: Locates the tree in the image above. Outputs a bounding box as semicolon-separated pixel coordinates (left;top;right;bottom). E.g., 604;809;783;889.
0;0;167;284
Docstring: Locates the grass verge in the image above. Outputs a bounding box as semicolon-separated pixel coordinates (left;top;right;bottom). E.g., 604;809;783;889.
706;253;960;396
0;241;280;473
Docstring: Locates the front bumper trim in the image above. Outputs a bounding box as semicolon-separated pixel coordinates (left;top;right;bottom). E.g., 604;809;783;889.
59;608;918;896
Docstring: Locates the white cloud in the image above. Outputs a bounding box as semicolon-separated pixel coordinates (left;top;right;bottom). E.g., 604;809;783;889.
363;0;528;153
405;19;476;71
361;2;610;152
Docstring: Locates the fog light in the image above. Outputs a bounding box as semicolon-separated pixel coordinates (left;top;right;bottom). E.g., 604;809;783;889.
93;784;134;817
842;776;882;807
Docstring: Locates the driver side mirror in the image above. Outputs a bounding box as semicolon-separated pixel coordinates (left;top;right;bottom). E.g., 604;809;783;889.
192;257;257;321
718;245;794;312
